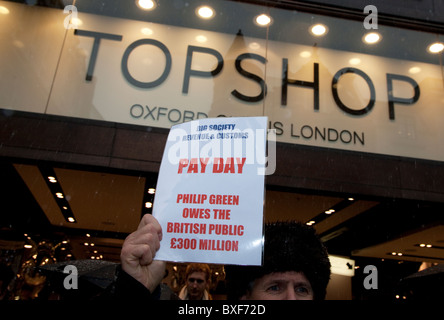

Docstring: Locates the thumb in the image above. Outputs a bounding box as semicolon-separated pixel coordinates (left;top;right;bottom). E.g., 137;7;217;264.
146;260;167;293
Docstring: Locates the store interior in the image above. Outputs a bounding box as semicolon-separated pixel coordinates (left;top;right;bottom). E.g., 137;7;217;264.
1;159;443;300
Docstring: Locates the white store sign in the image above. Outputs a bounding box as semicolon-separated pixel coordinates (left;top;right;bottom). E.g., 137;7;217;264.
1;2;443;161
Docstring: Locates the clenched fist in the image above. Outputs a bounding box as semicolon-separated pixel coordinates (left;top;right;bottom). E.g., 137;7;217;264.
120;214;166;293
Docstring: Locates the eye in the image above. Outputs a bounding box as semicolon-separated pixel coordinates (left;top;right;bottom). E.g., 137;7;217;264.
295;285;310;296
266;284;281;293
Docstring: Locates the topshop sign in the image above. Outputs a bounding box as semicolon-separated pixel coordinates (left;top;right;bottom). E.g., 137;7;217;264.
76;29;420;122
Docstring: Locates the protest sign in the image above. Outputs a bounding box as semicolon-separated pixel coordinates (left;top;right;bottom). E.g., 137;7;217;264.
152;117;267;265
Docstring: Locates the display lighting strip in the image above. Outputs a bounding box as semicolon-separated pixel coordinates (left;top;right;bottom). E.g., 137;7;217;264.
142;176;157;217
39;166;76;223
385;243;444;260
305;197;355;227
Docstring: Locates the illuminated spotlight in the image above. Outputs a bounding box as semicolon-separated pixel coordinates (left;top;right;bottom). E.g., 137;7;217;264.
147;188;156;194
48;176;57;183
137;0;156;11
55;192;64;199
67;217;76;223
363;32;381;44
255;14;272;27
310;24;328;36
145;201;153;208
196;6;215;19
428;42;444;53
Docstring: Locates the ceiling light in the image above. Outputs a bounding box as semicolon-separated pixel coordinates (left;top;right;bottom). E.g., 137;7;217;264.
428;42;444;54
24;244;33;249
67;217;76;223
48;176;57;183
196;6;215;19
310;24;328;36
145;201;153;208
148;188;156;194
255;14;272;27
137;0;156;10
348;197;355;201
363;32;381;44
55;192;64;198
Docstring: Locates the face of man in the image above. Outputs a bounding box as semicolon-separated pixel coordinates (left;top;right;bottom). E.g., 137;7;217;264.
241;271;314;300
186;271;208;300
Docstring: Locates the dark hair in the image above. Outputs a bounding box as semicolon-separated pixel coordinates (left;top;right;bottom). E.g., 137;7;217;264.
225;221;331;300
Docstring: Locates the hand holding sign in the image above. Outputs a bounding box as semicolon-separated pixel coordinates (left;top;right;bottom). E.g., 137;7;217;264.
120;214;166;292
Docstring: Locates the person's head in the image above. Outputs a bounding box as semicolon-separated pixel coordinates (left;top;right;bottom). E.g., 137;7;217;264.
225;221;331;300
185;263;211;300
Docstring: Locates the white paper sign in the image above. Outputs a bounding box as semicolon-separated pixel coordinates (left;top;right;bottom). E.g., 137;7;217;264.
153;116;267;265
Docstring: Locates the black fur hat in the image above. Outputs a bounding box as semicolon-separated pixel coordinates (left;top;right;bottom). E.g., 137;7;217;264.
225;221;331;300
